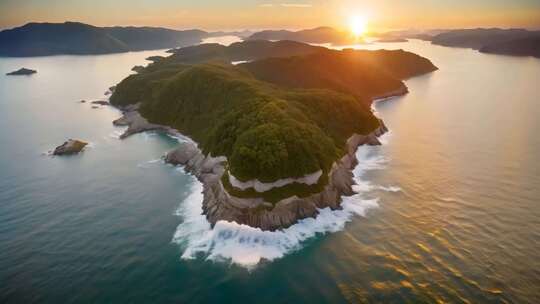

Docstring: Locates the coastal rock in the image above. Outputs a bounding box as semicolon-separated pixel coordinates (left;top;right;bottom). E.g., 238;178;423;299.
113;111;163;139
161;119;388;231
6;68;37;75
112;105;190;142
79;100;86;103
103;86;116;95
146;56;164;62
164;142;201;165
131;65;145;73
229;170;323;192
373;85;409;100
53;139;88;155
91;100;110;106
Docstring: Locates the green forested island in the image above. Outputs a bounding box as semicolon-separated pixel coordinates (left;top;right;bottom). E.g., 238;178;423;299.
245;26;355;44
430;28;540;57
0;22;208;56
111;40;436;204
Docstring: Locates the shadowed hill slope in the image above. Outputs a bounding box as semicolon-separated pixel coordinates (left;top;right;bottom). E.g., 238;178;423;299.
246;26;355;44
430;28;540;57
480;37;540;58
0;22;209;56
0;22;129;56
242;48;437;101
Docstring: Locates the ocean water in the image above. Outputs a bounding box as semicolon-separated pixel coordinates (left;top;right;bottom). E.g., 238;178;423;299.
1;40;539;303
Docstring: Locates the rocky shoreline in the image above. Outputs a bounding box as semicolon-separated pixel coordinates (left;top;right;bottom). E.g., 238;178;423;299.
113;102;389;231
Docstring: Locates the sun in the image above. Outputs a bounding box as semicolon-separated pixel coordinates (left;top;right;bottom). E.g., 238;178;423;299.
349;15;368;37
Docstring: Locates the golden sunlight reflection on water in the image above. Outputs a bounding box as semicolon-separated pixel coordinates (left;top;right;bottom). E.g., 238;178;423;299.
309;39;540;302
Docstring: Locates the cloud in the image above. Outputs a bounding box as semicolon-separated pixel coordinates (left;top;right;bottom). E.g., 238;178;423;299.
259;3;313;8
280;3;312;8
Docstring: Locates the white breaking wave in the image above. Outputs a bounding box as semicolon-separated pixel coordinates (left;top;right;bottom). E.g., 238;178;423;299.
140;132;157;141
378;185;402;192
108;130;124;139
137;158;164;169
165;133;188;143
171;132;395;267
231;60;249;65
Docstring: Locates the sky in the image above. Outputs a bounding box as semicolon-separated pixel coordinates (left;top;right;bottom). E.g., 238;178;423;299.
1;0;540;31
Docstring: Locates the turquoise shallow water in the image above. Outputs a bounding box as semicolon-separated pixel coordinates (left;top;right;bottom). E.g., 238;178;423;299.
1;40;539;303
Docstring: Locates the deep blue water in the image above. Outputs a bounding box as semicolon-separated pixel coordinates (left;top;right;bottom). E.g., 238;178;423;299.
1;40;539;303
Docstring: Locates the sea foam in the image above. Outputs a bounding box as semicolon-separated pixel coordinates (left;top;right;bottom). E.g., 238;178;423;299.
172;132;393;267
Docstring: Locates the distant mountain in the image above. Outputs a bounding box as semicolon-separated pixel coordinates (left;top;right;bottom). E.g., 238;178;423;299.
102;26;207;51
242;48;437;100
370;29;449;41
479;37;540;58
431;28;539;48
152;40;326;65
0;22;128;56
430;28;540;58
0;22;208;57
207;30;254;38
245;26;355;44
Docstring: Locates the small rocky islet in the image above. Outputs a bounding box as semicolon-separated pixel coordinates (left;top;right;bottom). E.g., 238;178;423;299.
6;68;37;75
52;139;88;155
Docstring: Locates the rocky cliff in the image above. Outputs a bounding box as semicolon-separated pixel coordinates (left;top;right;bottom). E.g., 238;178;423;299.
114;105;387;231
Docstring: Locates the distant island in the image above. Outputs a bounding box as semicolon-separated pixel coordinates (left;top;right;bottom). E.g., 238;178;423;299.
479;36;540;58
6;67;37;75
0;22;363;57
430;28;540;58
109;40;437;230
375;38;408;43
370;29;448;42
245;26;359;44
0;21;208;57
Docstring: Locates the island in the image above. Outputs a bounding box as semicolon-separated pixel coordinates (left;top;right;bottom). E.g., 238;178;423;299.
0;21;295;57
0;21;208;57
245;26;360;44
480;37;540;58
53;139;88;155
6;68;36;75
430;28;540;57
110;40;437;230
368;29;448;42
375;38;408;43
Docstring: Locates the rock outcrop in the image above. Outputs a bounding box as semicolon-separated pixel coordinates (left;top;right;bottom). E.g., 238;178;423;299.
163;119;388;231
91;100;110;106
6;68;37;75
131;65;145;73
112;104;389;231
146;56;164;62
53;139;88;155
228;170;323;192
113;106;182;139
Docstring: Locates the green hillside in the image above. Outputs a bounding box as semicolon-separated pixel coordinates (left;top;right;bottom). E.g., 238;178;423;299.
110;41;436;200
113;62;379;183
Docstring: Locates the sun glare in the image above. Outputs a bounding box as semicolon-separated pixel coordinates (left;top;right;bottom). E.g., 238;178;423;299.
349;15;368;37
